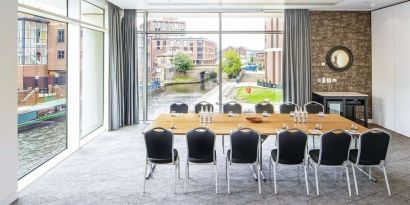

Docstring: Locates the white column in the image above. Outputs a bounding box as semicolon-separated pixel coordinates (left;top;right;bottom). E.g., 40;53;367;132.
0;1;18;205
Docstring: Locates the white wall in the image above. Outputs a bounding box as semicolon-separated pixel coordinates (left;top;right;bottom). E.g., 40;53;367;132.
372;1;410;137
372;7;395;130
0;1;18;205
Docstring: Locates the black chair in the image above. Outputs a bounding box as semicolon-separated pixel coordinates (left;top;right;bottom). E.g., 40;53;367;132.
223;101;242;114
184;127;217;193
255;102;274;114
222;101;242;154
349;128;391;196
194;101;214;113
308;129;352;196
269;129;309;195
226;128;261;194
143;127;180;193
279;102;298;114
170;101;188;113
304;101;325;114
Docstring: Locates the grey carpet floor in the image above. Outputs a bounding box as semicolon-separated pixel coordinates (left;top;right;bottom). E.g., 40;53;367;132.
13;124;410;205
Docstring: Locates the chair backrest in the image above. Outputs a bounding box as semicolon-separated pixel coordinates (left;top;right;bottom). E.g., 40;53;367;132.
144;127;174;162
319;130;352;165
279;102;297;114
194;101;214;113
277;129;308;164
357;128;390;165
230;128;260;163
255;102;274;114
170;101;188;113
186;127;216;161
223;101;242;114
304;101;324;114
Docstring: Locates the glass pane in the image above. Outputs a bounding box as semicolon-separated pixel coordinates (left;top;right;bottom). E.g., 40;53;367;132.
221;34;283;112
147;13;219;31
80;28;104;137
17;12;67;179
222;13;284;31
19;0;67;16
81;1;104;27
145;33;219;120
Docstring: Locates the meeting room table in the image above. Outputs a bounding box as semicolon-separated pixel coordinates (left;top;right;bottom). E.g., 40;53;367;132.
144;113;368;181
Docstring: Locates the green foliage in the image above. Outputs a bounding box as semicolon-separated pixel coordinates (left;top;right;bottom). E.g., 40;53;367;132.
209;71;217;79
222;49;242;78
249;54;256;65
172;52;193;73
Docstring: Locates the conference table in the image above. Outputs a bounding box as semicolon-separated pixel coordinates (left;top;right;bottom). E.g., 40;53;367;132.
145;113;368;181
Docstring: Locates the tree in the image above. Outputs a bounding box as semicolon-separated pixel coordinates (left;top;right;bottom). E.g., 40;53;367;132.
222;49;242;79
249;54;256;65
172;52;193;73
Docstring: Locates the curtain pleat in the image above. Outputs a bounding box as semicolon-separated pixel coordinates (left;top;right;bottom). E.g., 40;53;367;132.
282;9;312;106
108;3;138;130
122;10;138;125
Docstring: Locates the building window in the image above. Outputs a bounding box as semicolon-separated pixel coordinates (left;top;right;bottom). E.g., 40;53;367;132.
57;29;65;43
57;50;65;59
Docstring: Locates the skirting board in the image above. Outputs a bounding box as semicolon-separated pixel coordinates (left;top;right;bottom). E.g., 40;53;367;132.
0;192;17;205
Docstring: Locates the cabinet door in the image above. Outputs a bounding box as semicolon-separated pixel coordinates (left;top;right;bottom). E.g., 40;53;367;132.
372;7;395;130
394;2;410;137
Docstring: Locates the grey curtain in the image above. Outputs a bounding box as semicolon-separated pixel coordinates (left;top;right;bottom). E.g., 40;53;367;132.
108;2;124;130
108;3;138;130
122;10;138;125
282;9;312;106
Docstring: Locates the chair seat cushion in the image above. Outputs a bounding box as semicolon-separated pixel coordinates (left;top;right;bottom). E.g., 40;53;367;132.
188;150;216;163
309;149;345;166
271;149;304;165
227;149;257;164
349;149;381;165
148;149;178;164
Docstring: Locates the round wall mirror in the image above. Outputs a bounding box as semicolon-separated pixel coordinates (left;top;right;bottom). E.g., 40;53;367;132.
326;46;353;72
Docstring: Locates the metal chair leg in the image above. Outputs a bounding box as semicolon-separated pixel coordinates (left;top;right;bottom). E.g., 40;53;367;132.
174;163;177;194
187;162;190;179
215;162;218;194
143;162;147;193
225;157;228;181
258;164;262;194
273;164;277;194
268;157;272;180
345;166;352;197
227;163;230;194
314;166;319;195
184;161;188;193
304;165;309;195
382;166;392;196
351;164;358;195
368;167;372;180
178;158;181;179
222;135;225;154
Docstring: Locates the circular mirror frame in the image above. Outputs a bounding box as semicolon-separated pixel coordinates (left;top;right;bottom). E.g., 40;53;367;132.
326;46;354;72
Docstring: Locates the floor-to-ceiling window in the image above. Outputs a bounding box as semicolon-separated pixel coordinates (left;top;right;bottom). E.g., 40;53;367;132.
17;12;68;179
17;0;107;182
80;1;105;138
137;12;284;121
80;28;104;138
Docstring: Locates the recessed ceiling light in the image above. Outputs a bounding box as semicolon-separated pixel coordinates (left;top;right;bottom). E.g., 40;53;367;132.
370;3;376;7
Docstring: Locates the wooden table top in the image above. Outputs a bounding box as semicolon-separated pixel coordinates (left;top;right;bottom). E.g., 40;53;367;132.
146;113;368;135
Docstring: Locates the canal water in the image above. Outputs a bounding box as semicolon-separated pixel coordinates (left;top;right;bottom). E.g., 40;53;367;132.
17;82;217;179
148;81;218;120
18;120;67;179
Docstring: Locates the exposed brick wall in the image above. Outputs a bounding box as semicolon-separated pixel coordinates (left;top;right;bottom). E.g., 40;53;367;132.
310;11;372;118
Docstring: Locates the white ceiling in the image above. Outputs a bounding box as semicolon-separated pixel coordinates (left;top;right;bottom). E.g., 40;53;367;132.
107;0;407;10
